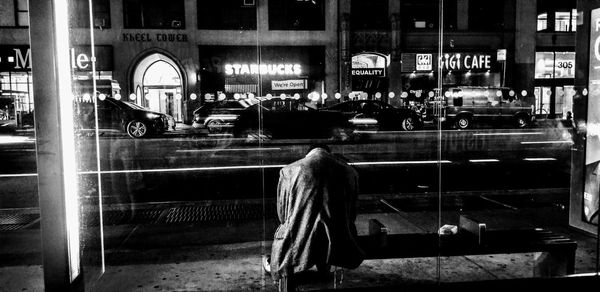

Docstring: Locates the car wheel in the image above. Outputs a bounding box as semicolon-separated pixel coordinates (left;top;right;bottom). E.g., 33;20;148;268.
126;120;149;138
515;115;528;128
207;119;224;134
401;117;416;131
455;115;471;129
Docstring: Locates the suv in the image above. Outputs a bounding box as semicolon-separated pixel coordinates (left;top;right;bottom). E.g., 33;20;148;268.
75;97;172;138
426;87;534;129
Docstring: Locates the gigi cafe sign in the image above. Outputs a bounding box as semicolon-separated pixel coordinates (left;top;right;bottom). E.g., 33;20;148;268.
414;53;494;71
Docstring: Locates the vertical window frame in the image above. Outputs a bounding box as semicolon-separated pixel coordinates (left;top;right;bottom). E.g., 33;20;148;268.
15;0;29;27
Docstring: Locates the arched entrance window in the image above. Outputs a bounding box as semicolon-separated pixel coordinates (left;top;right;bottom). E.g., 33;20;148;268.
132;53;184;122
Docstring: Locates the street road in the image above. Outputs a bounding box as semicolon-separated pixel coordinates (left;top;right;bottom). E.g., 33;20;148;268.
0;127;574;208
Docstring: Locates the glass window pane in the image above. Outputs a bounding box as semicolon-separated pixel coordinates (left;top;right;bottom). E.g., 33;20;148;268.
537;13;548;31
535;52;555;78
555;11;572;31
15;0;599;290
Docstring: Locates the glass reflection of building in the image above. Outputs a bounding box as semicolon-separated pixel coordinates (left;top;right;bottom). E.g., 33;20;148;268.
0;0;582;126
2;0;600;291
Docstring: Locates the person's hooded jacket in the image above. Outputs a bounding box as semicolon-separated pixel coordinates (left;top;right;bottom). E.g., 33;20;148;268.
270;147;365;278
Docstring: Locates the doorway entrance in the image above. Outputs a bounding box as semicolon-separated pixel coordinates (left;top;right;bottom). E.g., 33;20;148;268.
132;53;184;122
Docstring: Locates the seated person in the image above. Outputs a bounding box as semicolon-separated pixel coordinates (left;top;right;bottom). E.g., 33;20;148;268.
264;144;364;289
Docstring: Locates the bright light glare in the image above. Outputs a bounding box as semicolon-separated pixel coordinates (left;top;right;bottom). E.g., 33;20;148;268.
54;0;80;281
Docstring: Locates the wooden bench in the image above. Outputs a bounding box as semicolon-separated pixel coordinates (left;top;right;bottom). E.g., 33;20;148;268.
360;217;577;276
277;216;577;291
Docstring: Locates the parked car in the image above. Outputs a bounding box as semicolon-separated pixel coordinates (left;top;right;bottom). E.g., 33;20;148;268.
75;97;171;138
325;100;423;131
426;86;534;129
231;98;352;140
192;100;248;133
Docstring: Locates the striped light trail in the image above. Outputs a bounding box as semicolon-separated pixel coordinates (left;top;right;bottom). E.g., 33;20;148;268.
0;173;38;178
523;158;557;161
73;160;453;175
176;147;281;153
468;159;499;163
473;132;544;136
521;141;573;145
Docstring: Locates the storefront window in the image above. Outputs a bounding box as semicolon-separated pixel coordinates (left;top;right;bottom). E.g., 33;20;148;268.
268;0;325;30
538;13;548;31
401;0;456;30
555;9;577;32
4;0;600;291
197;0;256;30
350;0;389;30
70;0;111;29
123;0;185;29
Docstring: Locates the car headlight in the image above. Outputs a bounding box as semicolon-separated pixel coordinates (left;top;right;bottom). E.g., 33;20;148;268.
146;113;161;119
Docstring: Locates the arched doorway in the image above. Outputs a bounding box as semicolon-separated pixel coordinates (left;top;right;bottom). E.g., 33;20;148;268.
131;53;184;122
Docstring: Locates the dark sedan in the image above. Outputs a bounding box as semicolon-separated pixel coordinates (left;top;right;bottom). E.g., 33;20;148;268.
325;100;422;131
192;100;249;133
232;98;352;140
75;97;171;138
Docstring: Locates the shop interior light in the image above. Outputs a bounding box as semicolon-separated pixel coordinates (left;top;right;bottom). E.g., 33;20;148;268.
266;93;273;99
496;90;502;97
415;92;422;98
190;93;197;100
388;92;395;98
401;91;408;98
335;92;341;99
175;93;182;100
466;70;471;76
293;93;300;99
375;92;381;99
82;93;91;102
129;93;136;100
583;88;588;96
280;93;286;99
98;93;106;101
234;93;241;100
521;90;528;97
144;94;150;100
114;93;122;100
248;93;255;99
219;93;227;101
509;90;515;97
444;91;451;98
428;91;435;98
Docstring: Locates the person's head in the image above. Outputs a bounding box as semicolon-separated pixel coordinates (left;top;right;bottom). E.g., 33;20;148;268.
306;143;331;155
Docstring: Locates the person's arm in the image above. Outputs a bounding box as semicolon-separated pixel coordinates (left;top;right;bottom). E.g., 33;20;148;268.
276;168;288;223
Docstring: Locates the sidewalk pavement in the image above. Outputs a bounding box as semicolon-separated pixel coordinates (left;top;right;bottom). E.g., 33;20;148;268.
1;199;598;291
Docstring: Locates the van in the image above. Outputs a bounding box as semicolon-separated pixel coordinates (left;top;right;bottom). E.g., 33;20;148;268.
430;86;534;129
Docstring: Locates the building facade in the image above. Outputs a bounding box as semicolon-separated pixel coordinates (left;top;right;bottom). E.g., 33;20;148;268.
0;0;576;124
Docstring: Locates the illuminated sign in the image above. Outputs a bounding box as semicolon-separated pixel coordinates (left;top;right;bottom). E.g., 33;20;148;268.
0;46;31;71
351;52;389;77
440;53;492;70
351;68;385;76
224;64;302;75
272;79;307;90
416;54;432;71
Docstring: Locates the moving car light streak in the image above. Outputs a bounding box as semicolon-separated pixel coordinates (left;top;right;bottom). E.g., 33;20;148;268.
469;159;500;163
473;132;544;136
520;141;573;145
523;158;557;161
74;160;453;175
